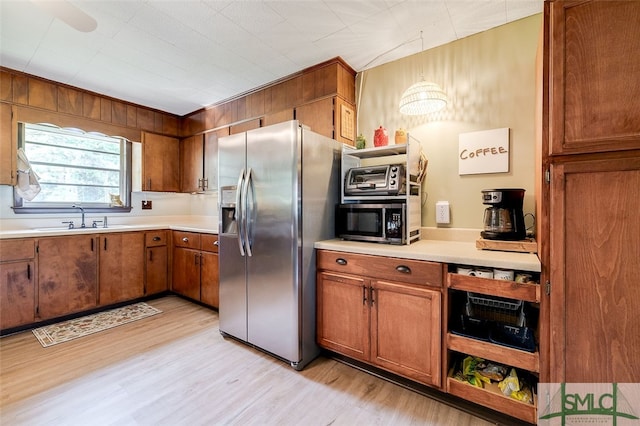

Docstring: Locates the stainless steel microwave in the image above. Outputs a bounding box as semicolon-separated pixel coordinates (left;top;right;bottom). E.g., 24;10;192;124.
336;203;406;245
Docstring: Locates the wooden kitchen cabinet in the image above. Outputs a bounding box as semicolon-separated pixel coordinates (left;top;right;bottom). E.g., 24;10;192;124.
180;134;204;193
98;232;144;305
145;230;168;295
37;235;98;320
1;102;15;185
548;0;640;155
142;131;180;192
172;231;219;307
542;0;640;384
180;128;228;193
0;239;36;330
296;96;355;146
316;250;443;388
199;234;219;308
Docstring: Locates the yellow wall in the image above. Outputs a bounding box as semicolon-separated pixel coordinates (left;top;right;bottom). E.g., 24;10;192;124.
356;14;542;229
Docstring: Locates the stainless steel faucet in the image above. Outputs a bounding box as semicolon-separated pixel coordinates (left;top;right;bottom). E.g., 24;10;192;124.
72;205;86;228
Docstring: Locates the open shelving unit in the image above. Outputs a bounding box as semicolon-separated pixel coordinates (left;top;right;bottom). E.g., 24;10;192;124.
445;266;542;424
340;135;423;244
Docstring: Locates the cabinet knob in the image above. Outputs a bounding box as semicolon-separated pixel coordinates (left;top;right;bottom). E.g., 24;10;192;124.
182;237;189;243
213;240;219;246
336;258;347;265
153;236;161;241
396;265;411;274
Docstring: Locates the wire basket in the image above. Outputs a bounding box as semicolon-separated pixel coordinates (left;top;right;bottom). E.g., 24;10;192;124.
466;293;526;327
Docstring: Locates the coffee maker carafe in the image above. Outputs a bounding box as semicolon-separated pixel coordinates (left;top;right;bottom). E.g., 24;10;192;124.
480;189;526;240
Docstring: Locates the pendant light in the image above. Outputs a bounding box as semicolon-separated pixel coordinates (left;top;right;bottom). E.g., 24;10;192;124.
399;31;448;115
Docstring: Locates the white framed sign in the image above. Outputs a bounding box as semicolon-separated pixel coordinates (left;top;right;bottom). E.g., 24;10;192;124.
458;128;510;175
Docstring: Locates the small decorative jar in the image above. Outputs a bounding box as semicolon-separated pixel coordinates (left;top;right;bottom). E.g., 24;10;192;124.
355;134;366;149
373;126;389;147
395;128;407;145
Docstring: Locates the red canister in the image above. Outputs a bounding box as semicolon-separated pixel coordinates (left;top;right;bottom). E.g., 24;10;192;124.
373;126;389;147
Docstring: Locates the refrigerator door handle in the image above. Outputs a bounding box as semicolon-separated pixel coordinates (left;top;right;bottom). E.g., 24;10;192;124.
244;167;254;257
236;168;246;256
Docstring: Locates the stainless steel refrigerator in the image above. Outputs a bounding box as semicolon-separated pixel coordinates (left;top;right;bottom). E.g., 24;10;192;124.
217;120;342;370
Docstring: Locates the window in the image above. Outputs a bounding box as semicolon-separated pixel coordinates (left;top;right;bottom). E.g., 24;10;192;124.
14;123;132;213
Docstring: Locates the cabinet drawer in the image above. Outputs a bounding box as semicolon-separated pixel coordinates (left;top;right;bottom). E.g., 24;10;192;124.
173;231;201;249
201;234;218;253
0;239;36;262
145;231;167;247
317;250;443;287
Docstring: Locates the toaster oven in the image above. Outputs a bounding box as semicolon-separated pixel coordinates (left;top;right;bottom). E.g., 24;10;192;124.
344;163;406;197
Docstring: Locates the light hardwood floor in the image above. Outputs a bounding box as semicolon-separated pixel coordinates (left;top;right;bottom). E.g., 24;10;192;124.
1;296;498;425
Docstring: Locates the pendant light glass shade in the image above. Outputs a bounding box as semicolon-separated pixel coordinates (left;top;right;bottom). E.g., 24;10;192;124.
399;80;448;115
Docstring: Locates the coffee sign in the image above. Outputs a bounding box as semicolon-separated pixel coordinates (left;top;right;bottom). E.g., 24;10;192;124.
458;128;510;175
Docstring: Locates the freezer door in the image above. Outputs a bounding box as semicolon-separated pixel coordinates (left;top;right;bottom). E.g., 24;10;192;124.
218;133;248;341
245;121;300;362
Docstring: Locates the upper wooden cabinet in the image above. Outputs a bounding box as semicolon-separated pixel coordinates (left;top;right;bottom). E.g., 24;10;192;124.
548;0;640;155
142;131;180;192
296;97;356;146
1;102;14;185
180;134;204;193
180;128;228;193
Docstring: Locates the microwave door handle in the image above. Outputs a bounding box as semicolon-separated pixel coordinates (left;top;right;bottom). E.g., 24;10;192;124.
243;168;254;257
236;169;246;257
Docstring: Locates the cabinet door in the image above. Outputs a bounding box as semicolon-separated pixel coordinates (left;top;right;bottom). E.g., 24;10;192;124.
145;246;168;295
98;232;144;305
200;251;219;308
0;260;35;329
172;247;201;300
180;134;204;193
37;236;98;319
203;128;228;193
316;271;369;361
142;131;180;192
296;97;334;140
550;155;640;382
1;102;14;185
371;280;441;387
549;1;640;155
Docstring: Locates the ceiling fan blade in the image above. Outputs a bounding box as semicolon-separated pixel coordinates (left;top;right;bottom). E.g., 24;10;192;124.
31;0;97;32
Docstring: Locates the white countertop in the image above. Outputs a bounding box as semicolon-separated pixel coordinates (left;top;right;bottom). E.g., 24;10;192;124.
0;216;218;239
314;238;541;272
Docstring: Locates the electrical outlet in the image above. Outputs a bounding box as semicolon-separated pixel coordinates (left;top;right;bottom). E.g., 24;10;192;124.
141;200;152;210
435;201;450;224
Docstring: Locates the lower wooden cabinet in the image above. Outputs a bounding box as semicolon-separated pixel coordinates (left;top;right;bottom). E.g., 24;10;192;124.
172;231;219;308
0;239;36;329
37;235;98;320
98;232;144;305
145;231;168;295
316;250;443;388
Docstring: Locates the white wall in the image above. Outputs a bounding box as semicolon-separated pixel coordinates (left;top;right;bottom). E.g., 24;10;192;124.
0;185;217;230
356;15;542;229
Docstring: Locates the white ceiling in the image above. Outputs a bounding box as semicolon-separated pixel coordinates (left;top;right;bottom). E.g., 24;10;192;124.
0;0;542;116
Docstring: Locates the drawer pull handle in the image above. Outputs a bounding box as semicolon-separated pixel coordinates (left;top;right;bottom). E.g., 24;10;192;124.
182;237;189;243
153;236;161;241
214;241;219;246
336;258;347;265
396;265;411;274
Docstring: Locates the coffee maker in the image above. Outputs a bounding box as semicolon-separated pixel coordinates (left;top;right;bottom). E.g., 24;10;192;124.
480;189;526;240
